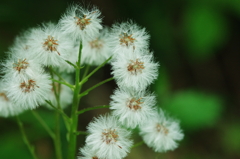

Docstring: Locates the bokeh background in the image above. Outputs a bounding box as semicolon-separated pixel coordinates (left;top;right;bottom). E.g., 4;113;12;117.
0;0;240;158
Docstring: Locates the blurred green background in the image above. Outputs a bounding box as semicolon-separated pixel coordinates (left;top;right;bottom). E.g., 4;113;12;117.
0;0;240;158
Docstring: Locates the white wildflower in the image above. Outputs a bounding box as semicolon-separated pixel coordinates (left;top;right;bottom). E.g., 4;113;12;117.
78;145;103;159
59;4;102;41
81;27;112;66
110;88;156;128
85;114;133;159
4;72;52;110
111;51;159;90
26;22;71;67
110;21;149;55
2;49;44;81
55;37;78;73
139;109;184;152
10;27;35;53
0;81;25;117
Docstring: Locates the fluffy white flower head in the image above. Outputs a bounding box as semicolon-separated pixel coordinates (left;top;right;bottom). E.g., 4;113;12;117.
110;88;156;128
81;27;112;66
85;114;133;159
0;81;25;117
2;49;44;81
111;51;159;90
139;109;184;152
5;72;52;110
110;21;149;55
10;28;35;53
59;4;102;40
55;37;79;73
26;23;71;67
78;145;103;159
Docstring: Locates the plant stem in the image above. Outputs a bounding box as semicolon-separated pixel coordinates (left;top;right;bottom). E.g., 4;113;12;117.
50;67;73;88
16;116;38;159
50;68;63;159
68;42;82;159
50;78;74;90
77;105;110;115
31;110;55;139
82;65;90;80
54;110;62;159
79;56;112;85
79;77;114;98
131;141;144;149
76;131;89;135
45;100;70;122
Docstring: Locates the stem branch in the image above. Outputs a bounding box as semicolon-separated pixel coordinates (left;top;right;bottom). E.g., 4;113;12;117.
16;116;38;159
79;77;114;98
78;105;110;115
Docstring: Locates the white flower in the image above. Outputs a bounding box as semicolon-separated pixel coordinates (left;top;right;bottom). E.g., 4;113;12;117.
78;145;103;159
81;27;112;66
0;81;25;117
109;21;149;55
10;27;35;53
56;38;79;73
110;88;156;128
4;72;52;110
59;4;102;41
139;109;184;152
2;49;44;81
111;51;159;90
26;22;71;67
85;114;133;159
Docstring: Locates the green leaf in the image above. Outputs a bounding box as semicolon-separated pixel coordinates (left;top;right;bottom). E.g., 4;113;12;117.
163;90;223;131
183;5;228;60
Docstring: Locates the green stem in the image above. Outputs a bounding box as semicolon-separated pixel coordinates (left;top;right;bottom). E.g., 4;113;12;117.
16;116;38;159
31;110;55;139
50;67;73;89
76;131;89;136
45;100;70;123
68;42;82;159
50;78;74;90
131;141;144;149
79;56;112;85
79;77;114;98
54;111;62;159
50;68;63;159
82;65;90;80
77;105;110;115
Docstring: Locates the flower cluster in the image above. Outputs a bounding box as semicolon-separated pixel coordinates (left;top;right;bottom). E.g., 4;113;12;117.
0;3;107;117
78;7;183;159
0;3;184;159
108;20;184;155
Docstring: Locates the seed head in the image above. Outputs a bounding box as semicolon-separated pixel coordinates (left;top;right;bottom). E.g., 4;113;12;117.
102;129;119;144
89;38;103;49
127;59;144;75
43;36;60;55
20;79;39;93
75;15;91;30
156;123;169;135
13;59;29;73
119;33;135;47
127;98;142;110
